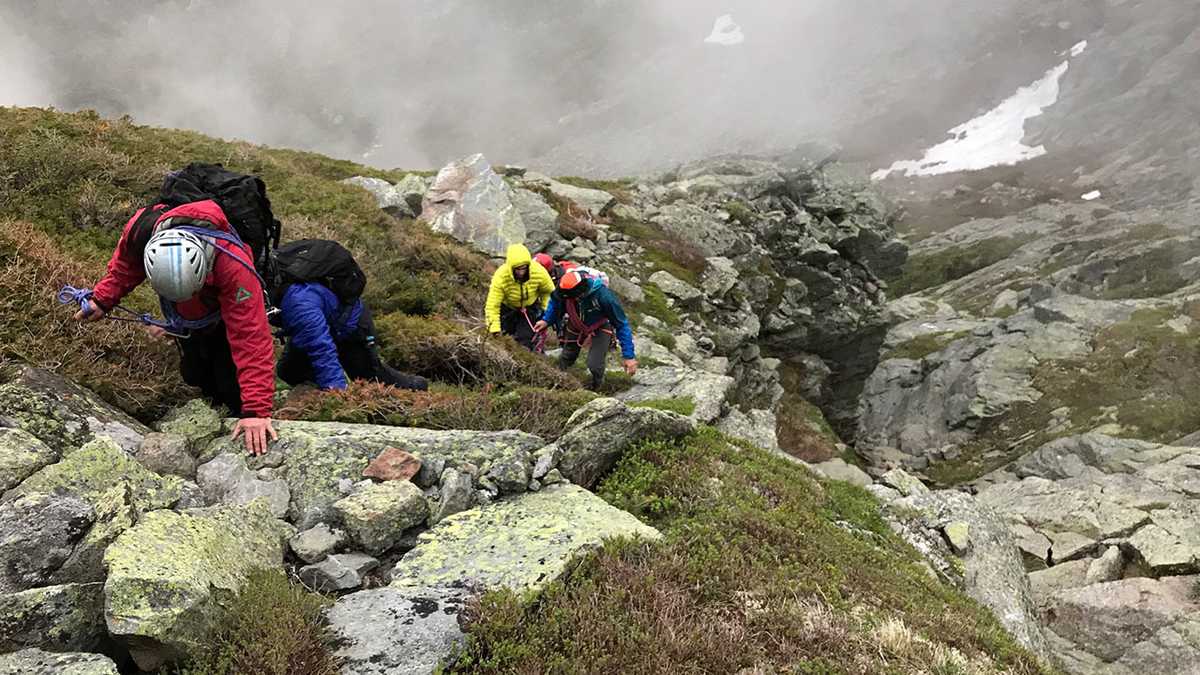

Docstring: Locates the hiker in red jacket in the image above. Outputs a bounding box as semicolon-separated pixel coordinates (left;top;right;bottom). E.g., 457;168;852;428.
74;200;277;455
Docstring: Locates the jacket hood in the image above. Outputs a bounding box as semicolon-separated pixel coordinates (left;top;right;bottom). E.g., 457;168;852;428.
505;243;532;267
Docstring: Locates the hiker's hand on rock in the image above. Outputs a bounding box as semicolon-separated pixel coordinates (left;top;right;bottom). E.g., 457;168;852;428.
233;417;277;456
146;325;169;340
623;358;638;376
533;320;548;333
73;300;105;323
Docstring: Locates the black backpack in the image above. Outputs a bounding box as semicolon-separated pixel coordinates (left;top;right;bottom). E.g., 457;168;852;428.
131;163;283;275
270;239;366;306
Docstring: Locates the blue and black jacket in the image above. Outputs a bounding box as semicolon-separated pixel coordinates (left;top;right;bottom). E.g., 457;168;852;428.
279;282;365;390
543;276;636;359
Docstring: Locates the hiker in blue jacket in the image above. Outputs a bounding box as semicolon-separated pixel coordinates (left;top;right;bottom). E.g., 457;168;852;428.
534;269;637;391
276;282;428;391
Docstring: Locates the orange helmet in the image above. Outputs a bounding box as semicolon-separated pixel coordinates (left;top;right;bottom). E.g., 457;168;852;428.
559;269;588;298
533;253;553;271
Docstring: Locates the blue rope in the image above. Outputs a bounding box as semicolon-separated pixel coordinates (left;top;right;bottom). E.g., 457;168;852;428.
56;284;192;336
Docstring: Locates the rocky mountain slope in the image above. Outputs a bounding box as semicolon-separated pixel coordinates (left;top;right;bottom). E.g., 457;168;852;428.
855;100;1200;670
0;107;1055;673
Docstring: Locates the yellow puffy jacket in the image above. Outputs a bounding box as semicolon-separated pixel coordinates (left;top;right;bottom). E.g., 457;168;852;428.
485;244;555;333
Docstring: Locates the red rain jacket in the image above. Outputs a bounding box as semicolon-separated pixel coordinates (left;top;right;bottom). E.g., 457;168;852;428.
92;200;275;417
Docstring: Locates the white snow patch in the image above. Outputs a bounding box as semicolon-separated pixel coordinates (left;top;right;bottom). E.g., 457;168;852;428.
872;60;1071;180
1070;40;1088;57
705;15;744;46
1081;190;1102;201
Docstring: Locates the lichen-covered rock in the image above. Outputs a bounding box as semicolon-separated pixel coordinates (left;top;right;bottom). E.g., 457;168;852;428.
103;501;291;670
0;427;55;492
196;453;290;518
875;472;1050;661
430;468;474;526
521;171;615;215
134;433;196;479
484;447;532;495
556;398;695;488
618;366;734;424
334;481;428;555
290;523;346;564
0;365;150;455
391;484;660;592
0;582;105;652
203;421;543;529
649;270;702;307
326;586;469;675
716;408;780;452
810;458;873;487
512;186;559;254
342;175;416;218
154;399;223;450
1041;576;1199;667
421;154;525;257
0;648;119;675
0;492;94;593
7;436;182;514
298;552;379;592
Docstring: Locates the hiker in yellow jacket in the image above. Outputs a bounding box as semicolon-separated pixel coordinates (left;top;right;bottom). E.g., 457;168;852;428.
485;244;555;351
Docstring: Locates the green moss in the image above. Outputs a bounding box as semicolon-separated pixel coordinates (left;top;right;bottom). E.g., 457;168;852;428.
884;331;971;361
612;218;707;286
774;363;842;463
723;200;756;228
929;306;1200;485
629;398;696;416
632;284;682;328
453;429;1049;674
892;236;1035;297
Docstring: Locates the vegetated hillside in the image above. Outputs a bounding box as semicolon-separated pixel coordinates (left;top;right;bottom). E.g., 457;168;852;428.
0;107;1048;673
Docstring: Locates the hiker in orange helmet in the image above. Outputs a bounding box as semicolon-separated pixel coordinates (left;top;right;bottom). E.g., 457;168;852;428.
535;268;636;390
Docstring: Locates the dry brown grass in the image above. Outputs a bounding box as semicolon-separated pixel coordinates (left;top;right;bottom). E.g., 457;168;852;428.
277;380;595;440
0;220;190;419
373;313;579;390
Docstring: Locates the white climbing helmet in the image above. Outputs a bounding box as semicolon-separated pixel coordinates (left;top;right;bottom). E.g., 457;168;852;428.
143;228;215;301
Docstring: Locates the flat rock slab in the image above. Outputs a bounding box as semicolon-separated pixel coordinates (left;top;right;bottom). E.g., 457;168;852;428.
0;648;119;675
204;421;543;529
391;484;660;592
327;586;469;675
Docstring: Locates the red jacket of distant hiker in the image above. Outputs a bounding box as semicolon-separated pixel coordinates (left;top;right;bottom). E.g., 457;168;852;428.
92;200;276;417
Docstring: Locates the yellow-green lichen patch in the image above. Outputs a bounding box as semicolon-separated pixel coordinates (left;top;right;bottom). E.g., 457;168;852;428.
102;500;291;663
391;484;660;593
0;582;106;652
333;481;428;555
0;427;56;492
9;436;181;512
0;383;89;457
